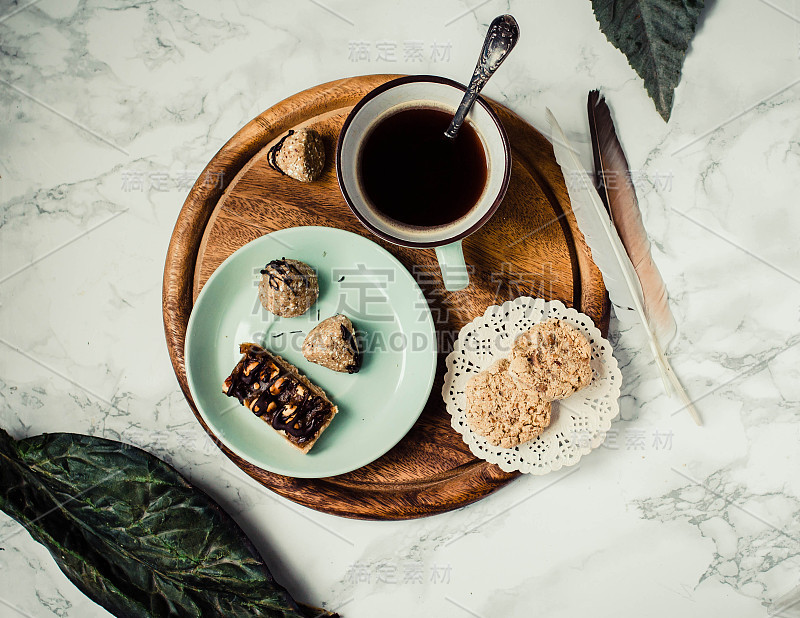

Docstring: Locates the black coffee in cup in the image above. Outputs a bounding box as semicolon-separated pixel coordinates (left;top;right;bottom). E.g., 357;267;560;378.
358;107;488;228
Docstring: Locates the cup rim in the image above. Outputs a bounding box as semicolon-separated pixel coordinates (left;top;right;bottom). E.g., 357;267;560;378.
336;75;511;249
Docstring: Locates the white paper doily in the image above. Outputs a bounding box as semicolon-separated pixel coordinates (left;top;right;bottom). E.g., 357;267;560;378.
442;297;621;475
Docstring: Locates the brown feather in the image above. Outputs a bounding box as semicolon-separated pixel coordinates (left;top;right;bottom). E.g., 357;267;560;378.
587;90;676;346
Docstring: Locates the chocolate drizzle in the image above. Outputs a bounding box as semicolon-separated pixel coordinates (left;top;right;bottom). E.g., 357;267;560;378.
267;130;294;175
260;257;309;294
340;322;362;374
260;258;309;292
223;343;335;446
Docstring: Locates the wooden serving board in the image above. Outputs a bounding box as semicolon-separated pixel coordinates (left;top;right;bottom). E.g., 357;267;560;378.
163;75;609;520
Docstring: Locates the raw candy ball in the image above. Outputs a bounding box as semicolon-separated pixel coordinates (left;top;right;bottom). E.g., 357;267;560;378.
268;128;325;182
258;258;318;318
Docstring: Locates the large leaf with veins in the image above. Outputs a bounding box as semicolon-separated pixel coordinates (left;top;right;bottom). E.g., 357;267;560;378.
0;428;335;617
591;0;705;121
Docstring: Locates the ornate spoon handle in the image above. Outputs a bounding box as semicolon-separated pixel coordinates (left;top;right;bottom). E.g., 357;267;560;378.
444;14;519;140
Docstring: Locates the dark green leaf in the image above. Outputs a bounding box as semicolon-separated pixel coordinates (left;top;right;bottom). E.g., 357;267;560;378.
591;0;705;121
0;428;337;618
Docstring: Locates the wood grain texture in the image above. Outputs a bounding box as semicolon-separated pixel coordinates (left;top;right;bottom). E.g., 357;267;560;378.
163;75;610;520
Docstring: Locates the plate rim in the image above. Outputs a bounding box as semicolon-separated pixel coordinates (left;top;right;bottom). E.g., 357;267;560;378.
184;225;438;478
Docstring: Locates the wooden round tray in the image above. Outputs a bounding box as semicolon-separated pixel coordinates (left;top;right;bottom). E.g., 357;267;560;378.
163;75;609;520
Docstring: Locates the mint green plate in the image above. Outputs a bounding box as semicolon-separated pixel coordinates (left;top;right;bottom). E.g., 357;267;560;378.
185;226;437;478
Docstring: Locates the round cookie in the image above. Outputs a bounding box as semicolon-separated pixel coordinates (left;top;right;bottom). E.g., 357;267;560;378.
508;318;592;400
465;358;552;449
258;258;318;318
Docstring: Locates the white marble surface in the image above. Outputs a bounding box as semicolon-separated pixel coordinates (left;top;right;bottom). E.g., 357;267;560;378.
1;0;799;616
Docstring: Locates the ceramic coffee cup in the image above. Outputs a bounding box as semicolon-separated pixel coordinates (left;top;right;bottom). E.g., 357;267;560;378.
336;75;511;291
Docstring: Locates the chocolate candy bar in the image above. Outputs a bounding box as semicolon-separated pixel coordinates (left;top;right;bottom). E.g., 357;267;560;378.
223;343;338;453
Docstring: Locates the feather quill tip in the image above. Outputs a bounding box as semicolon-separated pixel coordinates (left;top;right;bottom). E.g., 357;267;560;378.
666;364;703;426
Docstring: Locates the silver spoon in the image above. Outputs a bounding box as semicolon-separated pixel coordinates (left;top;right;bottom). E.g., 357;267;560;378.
444;14;520;140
